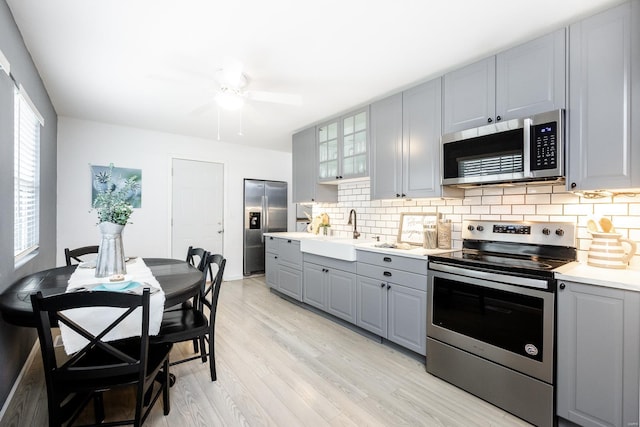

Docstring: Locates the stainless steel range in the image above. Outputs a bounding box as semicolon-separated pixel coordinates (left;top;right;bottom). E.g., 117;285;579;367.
427;220;576;427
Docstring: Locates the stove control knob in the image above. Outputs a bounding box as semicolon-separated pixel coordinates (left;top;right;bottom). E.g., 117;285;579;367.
467;225;475;231
476;225;484;232
542;228;550;235
555;229;565;236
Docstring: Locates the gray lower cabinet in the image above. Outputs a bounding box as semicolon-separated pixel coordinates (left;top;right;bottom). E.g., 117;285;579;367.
356;251;427;355
557;280;640;427
568;0;640;191
292;127;337;203
303;254;357;324
265;236;279;288
265;237;303;301
443;28;566;134
265;252;278;288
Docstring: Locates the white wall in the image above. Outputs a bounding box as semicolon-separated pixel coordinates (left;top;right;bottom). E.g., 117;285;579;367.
57;117;293;280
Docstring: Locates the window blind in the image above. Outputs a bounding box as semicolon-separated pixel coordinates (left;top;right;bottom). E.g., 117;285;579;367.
14;88;41;261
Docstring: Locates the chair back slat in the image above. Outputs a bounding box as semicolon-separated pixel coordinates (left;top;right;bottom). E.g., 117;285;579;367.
31;289;151;390
64;245;99;266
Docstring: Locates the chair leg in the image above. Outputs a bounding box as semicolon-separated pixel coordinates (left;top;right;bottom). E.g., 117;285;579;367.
163;359;171;415
192;337;199;353
93;392;105;423
209;338;216;381
200;336;208;363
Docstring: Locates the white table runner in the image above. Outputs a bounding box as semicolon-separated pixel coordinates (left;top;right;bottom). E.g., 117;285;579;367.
59;258;165;354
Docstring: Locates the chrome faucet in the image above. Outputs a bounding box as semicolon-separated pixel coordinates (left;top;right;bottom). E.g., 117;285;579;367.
347;209;360;239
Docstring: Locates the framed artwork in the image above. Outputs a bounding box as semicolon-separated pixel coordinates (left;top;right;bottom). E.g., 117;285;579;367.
397;212;439;245
91;165;142;208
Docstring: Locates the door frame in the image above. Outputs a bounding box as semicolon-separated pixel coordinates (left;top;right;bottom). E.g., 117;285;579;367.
168;155;226;259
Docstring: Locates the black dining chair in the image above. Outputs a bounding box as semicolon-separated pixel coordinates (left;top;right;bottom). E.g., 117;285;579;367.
185;246;208;271
64;245;99;266
31;289;172;427
153;253;226;381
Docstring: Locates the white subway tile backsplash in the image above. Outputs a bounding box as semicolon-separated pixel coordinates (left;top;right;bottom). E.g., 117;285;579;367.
471;205;491;214
490;205;511;215
502;195;525;205
503;187;527;195
537;204;563;215
512;205;535;215
311;181;640;250
482;195;502;205
525;194;551;204
527;185;553;194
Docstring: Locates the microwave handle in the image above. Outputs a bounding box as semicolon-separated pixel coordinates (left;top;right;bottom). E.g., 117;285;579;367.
523;118;532;178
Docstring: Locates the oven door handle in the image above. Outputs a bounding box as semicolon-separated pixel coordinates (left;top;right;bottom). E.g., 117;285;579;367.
428;262;550;290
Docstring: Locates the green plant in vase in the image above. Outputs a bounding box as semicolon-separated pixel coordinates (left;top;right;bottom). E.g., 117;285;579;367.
91;164;138;277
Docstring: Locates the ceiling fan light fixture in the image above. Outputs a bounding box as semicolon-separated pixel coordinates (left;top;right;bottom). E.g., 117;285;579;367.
215;87;245;111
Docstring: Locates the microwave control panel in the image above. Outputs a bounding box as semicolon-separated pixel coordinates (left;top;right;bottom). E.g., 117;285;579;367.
531;122;557;170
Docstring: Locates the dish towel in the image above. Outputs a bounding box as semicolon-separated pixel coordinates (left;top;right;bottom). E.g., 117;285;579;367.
59;258;166;355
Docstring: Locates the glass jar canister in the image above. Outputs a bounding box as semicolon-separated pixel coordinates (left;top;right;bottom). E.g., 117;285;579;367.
437;219;452;249
423;224;438;249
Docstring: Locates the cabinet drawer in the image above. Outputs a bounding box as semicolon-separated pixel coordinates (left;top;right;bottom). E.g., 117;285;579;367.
304;253;357;274
356;250;427;275
278;239;302;268
356;263;427;292
266;236;279;254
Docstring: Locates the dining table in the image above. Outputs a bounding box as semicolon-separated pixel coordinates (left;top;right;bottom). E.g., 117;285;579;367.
0;258;203;328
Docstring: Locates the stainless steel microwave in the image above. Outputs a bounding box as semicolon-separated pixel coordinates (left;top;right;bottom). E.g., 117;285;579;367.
441;110;564;187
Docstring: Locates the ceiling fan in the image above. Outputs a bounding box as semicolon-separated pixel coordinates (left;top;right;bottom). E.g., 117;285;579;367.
193;58;302;113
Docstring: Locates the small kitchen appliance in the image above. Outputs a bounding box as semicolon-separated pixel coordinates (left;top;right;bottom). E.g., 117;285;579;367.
427;220;576;427
442;109;565;187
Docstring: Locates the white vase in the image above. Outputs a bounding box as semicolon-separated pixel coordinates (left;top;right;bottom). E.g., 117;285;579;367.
95;222;127;278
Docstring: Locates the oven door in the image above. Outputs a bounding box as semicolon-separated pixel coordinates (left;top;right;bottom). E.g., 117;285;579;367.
427;264;554;383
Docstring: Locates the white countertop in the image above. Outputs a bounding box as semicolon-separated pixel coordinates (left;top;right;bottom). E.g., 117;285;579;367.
555;262;640;292
264;232;456;260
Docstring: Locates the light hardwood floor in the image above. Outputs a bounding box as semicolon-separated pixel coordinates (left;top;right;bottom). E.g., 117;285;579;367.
1;276;532;426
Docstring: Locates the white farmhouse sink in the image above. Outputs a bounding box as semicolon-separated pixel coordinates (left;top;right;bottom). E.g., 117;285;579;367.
300;238;362;261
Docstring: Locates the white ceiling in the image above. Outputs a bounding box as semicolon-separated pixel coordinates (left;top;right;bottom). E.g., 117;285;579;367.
6;0;624;152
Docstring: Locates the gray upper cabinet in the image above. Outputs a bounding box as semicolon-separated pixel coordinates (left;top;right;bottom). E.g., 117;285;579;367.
568;0;640;191
443;57;496;134
292;126;337;203
443;28;566;134
370;92;403;199
557;280;640;427
370;79;461;200
495;28;566;121
317;107;369;183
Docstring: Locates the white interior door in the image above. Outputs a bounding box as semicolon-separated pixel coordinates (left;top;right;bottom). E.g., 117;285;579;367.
171;158;224;260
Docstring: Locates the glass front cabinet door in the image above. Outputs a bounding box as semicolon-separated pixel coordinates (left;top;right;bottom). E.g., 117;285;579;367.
317;107;369;182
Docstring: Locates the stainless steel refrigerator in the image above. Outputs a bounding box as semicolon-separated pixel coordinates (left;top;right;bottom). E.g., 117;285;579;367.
243;179;288;275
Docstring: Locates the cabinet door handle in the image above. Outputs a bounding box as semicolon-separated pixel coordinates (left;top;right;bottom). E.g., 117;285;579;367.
383;257;392;263
380;283;386;287
571;182;577;189
387;284;391;290
287;239;292;243
487;117;493;123
559;283;566;290
396;194;400;198
401;193;406;197
383;271;392;277
275;256;278;259
496;115;502;121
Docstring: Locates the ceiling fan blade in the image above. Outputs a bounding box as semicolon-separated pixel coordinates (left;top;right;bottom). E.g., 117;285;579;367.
246;90;302;106
189;101;215;116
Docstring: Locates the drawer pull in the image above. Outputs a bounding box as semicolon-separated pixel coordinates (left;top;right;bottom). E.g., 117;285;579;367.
380;283;385;288
383;271;392;277
383;257;392;263
287;239;292;243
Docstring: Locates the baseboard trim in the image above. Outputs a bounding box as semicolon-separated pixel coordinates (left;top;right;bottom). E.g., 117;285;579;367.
0;339;39;423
